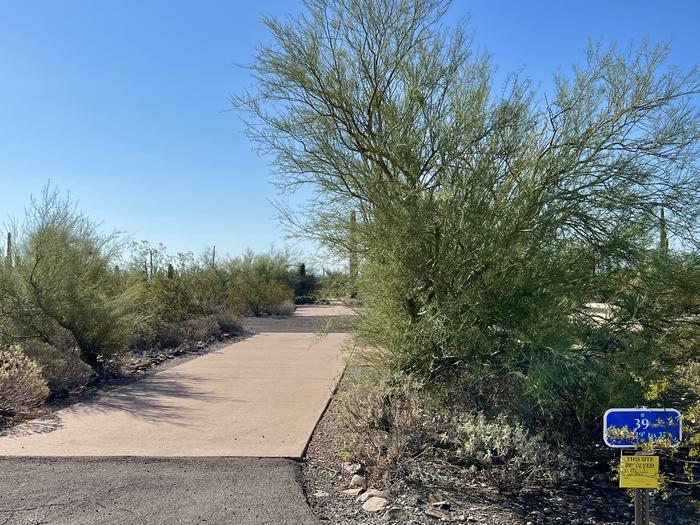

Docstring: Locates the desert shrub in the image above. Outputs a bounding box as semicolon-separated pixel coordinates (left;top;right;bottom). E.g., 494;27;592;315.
125;246;297;331
290;264;318;300
146;323;187;350
227;249;294;284
267;298;295;316
128;273;193;349
187;265;230;316
134;310;239;350
648;359;700;489
20;340;94;395
340;369;452;483
226;250;299;311
457;413;573;489
181;315;221;342
339;367;571;490
0;346;49;417
317;270;352;301
212;310;241;334
145;273;194;324
0;187;140;374
228;276;294;316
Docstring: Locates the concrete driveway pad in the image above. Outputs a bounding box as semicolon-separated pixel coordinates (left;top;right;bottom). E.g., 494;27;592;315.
0;331;348;457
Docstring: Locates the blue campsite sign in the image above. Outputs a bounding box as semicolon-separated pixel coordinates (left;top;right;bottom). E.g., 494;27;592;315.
603;408;682;448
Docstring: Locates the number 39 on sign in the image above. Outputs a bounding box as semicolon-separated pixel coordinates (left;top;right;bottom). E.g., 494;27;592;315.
603;408;682;448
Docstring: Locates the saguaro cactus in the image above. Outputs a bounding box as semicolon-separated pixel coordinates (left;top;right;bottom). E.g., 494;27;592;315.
4;232;11;267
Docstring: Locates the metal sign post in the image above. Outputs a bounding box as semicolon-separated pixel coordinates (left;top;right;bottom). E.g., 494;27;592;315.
634;488;650;525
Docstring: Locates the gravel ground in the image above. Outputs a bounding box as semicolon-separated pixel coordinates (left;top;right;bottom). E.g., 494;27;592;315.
302;372;700;525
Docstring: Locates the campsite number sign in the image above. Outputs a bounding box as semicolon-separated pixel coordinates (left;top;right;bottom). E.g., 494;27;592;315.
603;408;682;448
603;408;682;525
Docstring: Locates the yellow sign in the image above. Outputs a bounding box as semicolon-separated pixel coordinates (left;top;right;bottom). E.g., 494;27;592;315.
619;455;659;489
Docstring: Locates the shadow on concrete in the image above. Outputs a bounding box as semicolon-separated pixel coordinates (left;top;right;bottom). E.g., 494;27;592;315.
2;373;245;438
69;372;243;426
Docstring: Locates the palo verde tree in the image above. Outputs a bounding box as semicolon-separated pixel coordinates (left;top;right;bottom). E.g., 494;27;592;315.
239;0;700;433
0;186;139;374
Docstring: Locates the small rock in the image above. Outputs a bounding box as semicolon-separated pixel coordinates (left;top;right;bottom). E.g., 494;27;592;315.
362;496;389;512
357;489;389;502
341;488;364;497
429;492;447;503
431;500;450;510
381;507;408;521
592;473;609;484
313;490;329;497
411;495;426;505
466;517;477;523
350;474;366;488
425;507;449;520
342;462;362;474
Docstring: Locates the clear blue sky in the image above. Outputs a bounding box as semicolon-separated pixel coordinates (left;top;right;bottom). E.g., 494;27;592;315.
1;1;698;261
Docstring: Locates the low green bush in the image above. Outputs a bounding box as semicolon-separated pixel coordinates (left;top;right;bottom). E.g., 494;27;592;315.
212;310;241;334
0;346;49;418
181;315;221;342
228;277;294;316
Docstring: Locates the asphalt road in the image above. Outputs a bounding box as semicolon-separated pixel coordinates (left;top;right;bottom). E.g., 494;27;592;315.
242;315;357;334
0;457;319;525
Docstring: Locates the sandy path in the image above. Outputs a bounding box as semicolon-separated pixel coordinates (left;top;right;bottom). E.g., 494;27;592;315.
0;307;349;458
